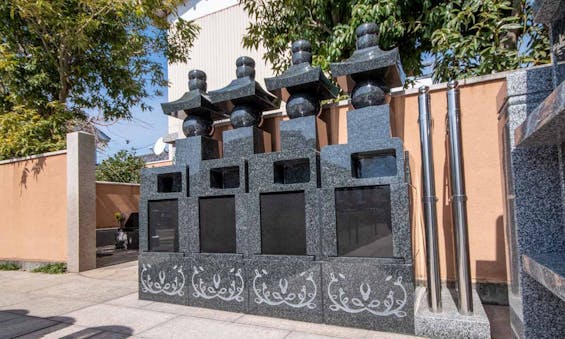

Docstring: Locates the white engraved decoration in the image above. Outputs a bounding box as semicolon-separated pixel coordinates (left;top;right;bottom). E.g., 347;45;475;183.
191;266;244;302
252;269;317;309
140;264;185;296
327;273;407;317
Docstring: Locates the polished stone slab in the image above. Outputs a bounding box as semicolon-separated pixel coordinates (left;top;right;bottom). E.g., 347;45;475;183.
515;81;565;147
140;165;188;199
522;253;565;301
186;254;247;313
247;256;322;323
321;258;414;334
414;287;490;339
138;252;188;305
223;126;270;158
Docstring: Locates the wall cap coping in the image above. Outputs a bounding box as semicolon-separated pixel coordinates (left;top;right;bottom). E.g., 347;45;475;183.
0;149;67;165
95;181;140;187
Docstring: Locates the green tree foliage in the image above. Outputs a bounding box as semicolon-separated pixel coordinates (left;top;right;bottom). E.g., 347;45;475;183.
242;0;549;82
0;0;199;158
96;150;146;183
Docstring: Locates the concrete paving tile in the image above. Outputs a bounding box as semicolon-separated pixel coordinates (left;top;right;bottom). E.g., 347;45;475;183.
30;279;136;303
16;323;101;339
0;274;74;293
104;293;154;308
58;304;177;335
236;315;369;339
285;331;338;339
0;310;22;322
363;331;421;339
0;295;94;318
0;314;59;339
0;291;37;307
142;302;243;322
136;315;290;339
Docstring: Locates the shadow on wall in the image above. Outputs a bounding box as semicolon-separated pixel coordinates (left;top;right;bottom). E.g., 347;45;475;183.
19;156;47;193
1;309;134;337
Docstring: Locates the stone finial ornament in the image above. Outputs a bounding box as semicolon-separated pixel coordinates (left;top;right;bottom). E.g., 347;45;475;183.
160;69;225;137
265;40;339;119
209;56;280;128
330;22;405;109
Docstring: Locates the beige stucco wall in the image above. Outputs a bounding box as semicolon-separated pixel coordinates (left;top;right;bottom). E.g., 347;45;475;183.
0;151;68;262
392;79;507;284
95;182;140;229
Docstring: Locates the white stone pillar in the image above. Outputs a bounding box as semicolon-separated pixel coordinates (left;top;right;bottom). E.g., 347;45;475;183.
66;131;96;272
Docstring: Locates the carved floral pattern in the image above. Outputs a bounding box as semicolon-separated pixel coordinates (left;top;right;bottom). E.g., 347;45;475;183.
191;266;244;302
140;264;185;296
327;273;407;317
252;269;317;309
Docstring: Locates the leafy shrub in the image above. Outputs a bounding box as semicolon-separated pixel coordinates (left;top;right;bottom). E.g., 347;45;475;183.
32;263;66;274
0;263;20;271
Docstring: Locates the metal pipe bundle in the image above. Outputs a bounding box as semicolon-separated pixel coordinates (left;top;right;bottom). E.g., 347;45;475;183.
418;86;442;313
446;80;473;315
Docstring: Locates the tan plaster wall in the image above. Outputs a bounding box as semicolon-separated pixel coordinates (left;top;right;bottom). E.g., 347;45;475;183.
0;152;67;262
390;79;507;284
95;182;140;229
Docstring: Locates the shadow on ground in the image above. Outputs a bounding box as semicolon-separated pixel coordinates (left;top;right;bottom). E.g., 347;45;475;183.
0;309;133;338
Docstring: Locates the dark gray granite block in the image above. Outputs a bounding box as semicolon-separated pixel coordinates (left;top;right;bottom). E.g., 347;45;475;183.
515;81;565;147
521;273;565;338
222;126;269;158
347;105;393;145
191;157;248;197
279;115;319;152
140;165;188;199
186;253;247;312
322;258;414;334
414;287;490;339
139;252;188;305
247;256;322;323
247;152;318;193
320;138;405;188
139;198;183;252
522;253;565;302
174;136;219;170
178;197;198;253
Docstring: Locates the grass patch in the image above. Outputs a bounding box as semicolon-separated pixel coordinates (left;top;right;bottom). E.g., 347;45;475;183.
32;263;66;274
0;263;20;271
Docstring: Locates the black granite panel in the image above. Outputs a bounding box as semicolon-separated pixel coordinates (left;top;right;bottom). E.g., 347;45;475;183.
210;166;240;189
335;186;393;257
351;150;397;178
260;192;307;255
273;158;310;184
157;172;182;192
199;196;236;253
148;200;178;252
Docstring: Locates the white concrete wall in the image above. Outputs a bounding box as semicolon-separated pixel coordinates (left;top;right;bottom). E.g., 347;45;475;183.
168;3;276;137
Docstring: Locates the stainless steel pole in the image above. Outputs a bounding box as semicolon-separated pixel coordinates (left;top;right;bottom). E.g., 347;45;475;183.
418;86;442;313
446;80;473;315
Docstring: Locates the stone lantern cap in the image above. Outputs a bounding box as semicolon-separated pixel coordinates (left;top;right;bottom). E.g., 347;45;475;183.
330;23;405;93
208;56;280;114
265;40;339;102
160;69;225;121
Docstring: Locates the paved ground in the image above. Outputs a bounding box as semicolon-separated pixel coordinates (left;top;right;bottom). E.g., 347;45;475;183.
0;261;510;338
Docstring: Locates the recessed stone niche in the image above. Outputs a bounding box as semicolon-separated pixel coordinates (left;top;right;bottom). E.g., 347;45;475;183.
199;196;236;253
157;172;182;192
335;185;393;257
260;191;306;255
273;158;310;184
351;150;397;178
148;199;179;252
210;166;240;189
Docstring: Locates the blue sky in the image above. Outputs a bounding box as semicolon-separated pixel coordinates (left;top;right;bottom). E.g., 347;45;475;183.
96;58;169;162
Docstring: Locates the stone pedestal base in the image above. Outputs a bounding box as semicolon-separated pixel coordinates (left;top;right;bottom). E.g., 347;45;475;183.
415;287;490;339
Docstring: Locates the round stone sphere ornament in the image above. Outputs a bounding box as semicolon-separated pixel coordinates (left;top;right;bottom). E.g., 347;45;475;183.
351;80;386;108
182;115;213;137
230;105;262;128
286;93;320;118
